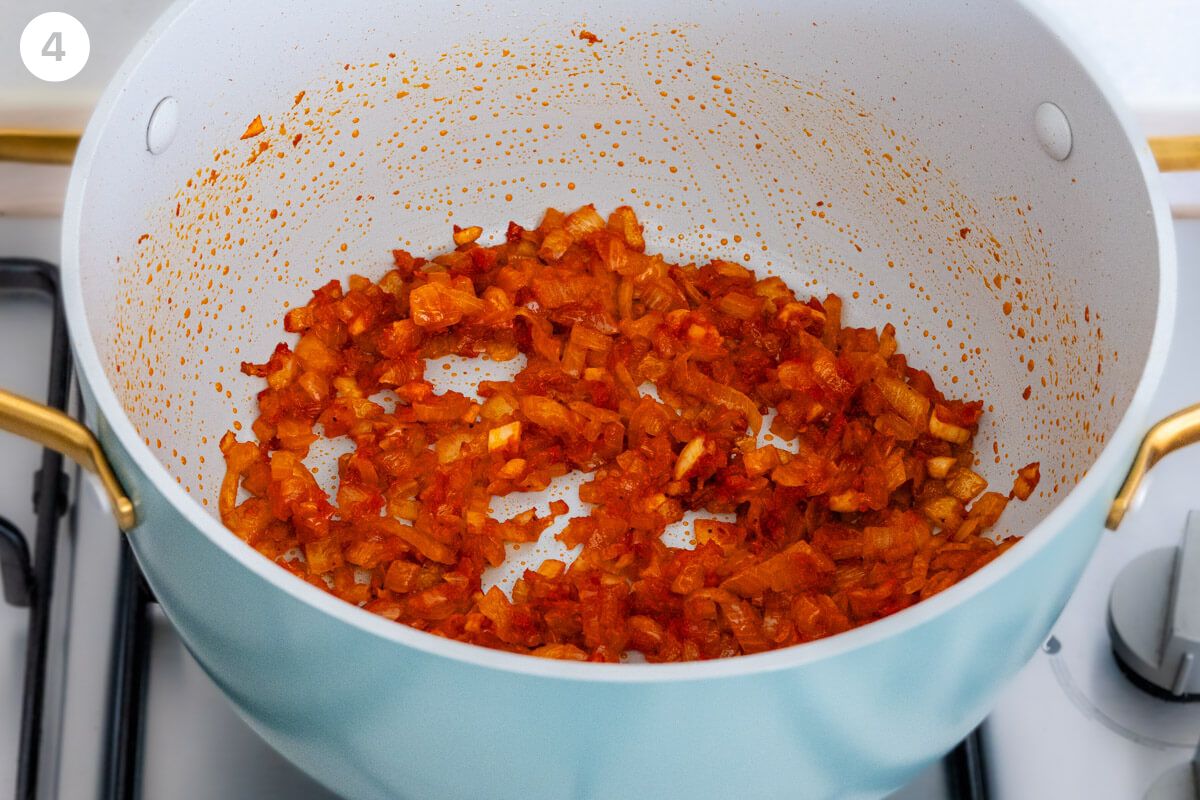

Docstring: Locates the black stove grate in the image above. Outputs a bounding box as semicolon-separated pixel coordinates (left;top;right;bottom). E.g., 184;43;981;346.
0;258;72;800
0;257;988;800
104;545;152;800
948;728;990;799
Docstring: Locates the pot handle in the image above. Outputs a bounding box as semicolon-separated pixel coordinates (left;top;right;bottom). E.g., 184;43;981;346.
0;388;136;530
1148;135;1200;172
1107;405;1200;530
0;130;80;165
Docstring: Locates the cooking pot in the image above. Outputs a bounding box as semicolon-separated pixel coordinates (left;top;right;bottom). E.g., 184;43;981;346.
2;0;1198;797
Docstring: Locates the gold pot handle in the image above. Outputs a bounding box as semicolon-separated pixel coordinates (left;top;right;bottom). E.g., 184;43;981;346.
1148;136;1200;173
0;130;81;165
0;388;136;530
1107;404;1200;530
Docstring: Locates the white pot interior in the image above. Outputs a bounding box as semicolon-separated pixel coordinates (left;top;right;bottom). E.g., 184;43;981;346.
73;0;1158;562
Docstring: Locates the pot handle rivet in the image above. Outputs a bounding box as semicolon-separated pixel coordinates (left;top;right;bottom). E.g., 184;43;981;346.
1034;102;1072;162
146;96;179;156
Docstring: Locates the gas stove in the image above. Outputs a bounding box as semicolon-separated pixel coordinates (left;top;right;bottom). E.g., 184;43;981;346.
0;217;1196;800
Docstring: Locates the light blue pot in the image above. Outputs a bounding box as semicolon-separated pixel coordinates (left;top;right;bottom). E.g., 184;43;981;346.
59;0;1176;797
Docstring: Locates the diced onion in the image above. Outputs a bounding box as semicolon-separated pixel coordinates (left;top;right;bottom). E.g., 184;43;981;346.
219;203;1033;663
674;436;706;480
926;456;957;479
929;409;971;444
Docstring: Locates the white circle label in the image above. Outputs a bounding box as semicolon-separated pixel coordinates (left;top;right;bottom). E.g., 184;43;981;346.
20;12;90;83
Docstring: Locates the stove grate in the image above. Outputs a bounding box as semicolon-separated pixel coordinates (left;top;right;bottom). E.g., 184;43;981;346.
0;258;72;800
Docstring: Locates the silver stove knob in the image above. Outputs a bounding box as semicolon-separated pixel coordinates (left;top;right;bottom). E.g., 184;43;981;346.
1108;510;1200;699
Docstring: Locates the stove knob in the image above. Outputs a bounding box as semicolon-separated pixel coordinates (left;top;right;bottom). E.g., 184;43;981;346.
1108;510;1200;699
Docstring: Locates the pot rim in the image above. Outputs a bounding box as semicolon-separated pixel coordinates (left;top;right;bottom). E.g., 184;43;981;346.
60;0;1178;683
